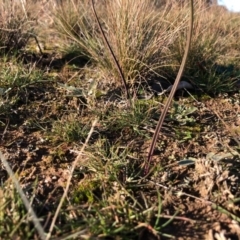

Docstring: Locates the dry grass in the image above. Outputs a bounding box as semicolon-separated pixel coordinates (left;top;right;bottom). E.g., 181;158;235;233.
165;1;240;92
53;0;175;88
0;0;35;52
53;0;240;95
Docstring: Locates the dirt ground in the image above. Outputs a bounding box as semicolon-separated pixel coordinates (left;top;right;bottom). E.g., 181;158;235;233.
0;50;239;239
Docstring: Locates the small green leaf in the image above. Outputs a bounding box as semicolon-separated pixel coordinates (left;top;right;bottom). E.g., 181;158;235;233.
177;159;196;166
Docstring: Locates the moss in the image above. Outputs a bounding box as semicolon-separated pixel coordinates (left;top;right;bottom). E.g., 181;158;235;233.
72;180;101;204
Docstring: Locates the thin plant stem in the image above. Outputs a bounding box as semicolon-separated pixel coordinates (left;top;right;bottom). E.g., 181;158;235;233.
145;0;194;175
0;152;47;240
91;0;132;107
46;118;98;240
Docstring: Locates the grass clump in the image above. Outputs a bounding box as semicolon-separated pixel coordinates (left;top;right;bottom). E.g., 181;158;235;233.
51;116;91;143
54;0;240;95
165;1;240;93
0;181;34;239
65;144;167;239
53;0;173;88
0;0;36;53
0;58;47;124
0;58;44;89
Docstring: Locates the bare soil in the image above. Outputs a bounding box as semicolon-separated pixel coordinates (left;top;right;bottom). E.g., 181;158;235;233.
0;51;240;239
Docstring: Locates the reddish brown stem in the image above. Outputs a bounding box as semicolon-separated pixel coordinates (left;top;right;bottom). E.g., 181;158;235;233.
91;0;132;107
144;0;194;175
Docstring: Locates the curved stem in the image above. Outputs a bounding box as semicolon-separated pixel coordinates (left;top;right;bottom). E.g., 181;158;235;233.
145;0;194;175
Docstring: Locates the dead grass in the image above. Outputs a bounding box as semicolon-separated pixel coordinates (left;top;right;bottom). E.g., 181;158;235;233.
165;1;240;93
53;0;240;96
0;0;35;52
53;0;175;88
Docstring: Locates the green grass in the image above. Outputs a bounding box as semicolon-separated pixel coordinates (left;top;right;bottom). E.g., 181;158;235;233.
0;57;51;124
0;180;34;239
51;117;91;143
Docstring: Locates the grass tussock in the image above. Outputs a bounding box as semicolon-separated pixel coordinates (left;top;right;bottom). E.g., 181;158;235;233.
53;0;174;87
54;0;240;94
0;0;37;53
165;0;240;93
0;60;47;133
0;180;33;239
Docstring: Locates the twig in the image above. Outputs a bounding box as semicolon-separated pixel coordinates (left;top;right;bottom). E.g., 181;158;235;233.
25;33;44;56
1;118;9;141
179;192;240;222
0;152;46;240
157;214;195;223
46;118;98;240
144;0;194;175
